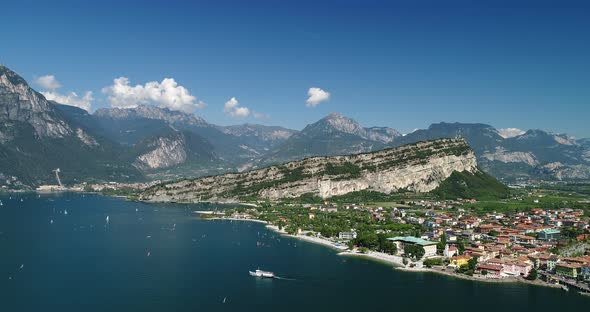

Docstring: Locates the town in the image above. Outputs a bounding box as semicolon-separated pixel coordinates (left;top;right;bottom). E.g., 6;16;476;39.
214;188;590;294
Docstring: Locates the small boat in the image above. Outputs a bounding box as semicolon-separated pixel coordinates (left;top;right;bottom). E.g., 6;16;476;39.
562;285;569;292
249;269;274;278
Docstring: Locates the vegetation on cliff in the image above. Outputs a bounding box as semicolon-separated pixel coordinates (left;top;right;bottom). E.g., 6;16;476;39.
431;170;510;200
140;139;493;202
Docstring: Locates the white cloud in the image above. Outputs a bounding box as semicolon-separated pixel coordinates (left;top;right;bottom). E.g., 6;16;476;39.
223;97;250;118
253;112;271;121
34;75;62;90
306;87;330;107
34;74;93;111
42;91;93;112
498;128;526;139
101;77;206;113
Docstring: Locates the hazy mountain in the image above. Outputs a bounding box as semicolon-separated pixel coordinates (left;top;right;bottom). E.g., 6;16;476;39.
219;124;297;153
262;113;400;164
392;123;590;181
59;104;224;179
94;106;296;164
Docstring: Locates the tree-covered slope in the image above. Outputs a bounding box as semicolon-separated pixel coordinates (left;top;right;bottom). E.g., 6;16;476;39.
431;169;510;200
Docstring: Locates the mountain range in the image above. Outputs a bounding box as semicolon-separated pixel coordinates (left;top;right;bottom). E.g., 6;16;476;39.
1;65;589;188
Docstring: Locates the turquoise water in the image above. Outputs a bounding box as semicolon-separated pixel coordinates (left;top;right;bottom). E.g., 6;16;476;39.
0;193;587;311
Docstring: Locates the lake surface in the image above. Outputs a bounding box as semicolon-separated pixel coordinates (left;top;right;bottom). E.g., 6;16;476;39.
0;193;587;311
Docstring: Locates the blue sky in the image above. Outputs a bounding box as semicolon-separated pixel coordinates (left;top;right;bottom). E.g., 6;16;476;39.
1;0;589;137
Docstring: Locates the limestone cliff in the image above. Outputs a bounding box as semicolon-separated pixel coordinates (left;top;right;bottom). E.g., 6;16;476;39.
140;138;477;203
134;136;188;170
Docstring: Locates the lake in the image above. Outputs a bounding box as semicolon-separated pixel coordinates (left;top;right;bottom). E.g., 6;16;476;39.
0;193;587;311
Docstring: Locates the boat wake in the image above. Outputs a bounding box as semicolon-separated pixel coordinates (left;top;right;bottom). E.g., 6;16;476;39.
273;276;298;281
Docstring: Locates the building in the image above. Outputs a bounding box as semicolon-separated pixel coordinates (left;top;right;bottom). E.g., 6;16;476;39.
443;244;458;258
387;236;438;258
556;263;582;279
547;256;560;273
538;229;561;241
338;231;357;240
476;263;504;276
580;265;590;281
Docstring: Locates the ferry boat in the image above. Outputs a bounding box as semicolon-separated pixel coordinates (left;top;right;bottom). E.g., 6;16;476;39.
249;269;274;278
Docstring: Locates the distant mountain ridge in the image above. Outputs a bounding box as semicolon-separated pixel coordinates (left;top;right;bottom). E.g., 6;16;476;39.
394;123;590;181
261;113;400;164
0;64;588;187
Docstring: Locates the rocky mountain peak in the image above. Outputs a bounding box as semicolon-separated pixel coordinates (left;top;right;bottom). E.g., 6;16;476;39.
0;65;71;139
321;112;363;134
311;113;400;143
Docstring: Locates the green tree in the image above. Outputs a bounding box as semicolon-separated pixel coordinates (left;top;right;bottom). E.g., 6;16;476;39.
354;232;379;250
467;256;478;271
377;234;398;255
404;245;425;260
285;225;298;235
423;258;443;267
278;220;286;231
527;268;538;280
457;240;466;255
437;233;447;255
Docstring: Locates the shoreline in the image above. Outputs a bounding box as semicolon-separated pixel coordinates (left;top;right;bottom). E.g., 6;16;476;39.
199;215;575;291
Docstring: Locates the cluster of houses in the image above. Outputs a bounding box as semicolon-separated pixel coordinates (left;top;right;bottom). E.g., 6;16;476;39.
407;207;590;286
329;202;590;287
247;200;590;289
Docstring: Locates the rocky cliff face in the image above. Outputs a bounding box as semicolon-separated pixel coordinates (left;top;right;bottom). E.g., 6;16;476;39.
140;138;477;203
134;136;188;170
0;65;72;141
0;66;143;186
481;147;538;166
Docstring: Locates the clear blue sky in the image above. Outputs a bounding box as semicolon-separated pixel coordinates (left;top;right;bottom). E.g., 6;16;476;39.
1;0;589;137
